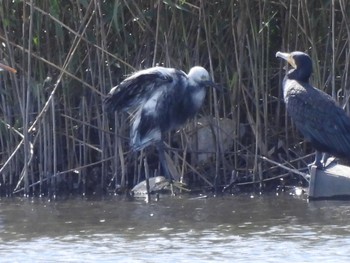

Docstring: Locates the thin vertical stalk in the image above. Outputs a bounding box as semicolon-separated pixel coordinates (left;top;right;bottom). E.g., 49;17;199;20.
51;94;57;197
23;0;34;195
152;0;161;67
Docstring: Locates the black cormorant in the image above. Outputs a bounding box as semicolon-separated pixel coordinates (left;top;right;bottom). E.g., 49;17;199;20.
276;51;350;168
104;66;215;180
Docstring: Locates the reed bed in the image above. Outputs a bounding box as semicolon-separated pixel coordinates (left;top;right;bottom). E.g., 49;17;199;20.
0;0;349;197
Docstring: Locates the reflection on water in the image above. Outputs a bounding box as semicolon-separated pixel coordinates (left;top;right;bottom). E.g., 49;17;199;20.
1;194;350;262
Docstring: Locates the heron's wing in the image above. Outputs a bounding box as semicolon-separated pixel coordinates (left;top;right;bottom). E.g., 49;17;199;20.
103;67;176;112
286;81;350;157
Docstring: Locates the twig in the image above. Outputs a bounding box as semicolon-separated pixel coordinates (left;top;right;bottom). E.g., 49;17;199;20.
259;155;309;181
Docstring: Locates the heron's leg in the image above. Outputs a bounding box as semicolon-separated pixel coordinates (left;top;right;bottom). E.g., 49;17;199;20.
156;141;173;181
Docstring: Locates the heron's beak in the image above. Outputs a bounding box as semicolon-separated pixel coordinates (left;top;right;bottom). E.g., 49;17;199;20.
0;62;17;74
276;51;297;69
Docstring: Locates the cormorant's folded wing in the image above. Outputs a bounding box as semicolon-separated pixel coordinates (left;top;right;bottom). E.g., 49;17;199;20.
288;85;350;157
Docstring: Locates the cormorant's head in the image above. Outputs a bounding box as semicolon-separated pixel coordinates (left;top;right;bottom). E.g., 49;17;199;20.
187;66;215;88
276;51;312;82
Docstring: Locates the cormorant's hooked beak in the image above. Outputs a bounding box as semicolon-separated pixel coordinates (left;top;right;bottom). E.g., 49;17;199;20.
276;51;297;69
0;62;17;74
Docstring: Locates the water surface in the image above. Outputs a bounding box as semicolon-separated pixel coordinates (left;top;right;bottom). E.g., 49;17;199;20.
0;193;349;262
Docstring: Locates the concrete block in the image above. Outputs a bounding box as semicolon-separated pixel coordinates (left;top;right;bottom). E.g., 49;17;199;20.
309;163;350;200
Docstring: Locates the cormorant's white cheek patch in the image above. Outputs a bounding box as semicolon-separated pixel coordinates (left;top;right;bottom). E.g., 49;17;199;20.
289;57;297;68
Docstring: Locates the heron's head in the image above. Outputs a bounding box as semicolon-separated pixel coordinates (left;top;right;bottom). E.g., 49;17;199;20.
276;51;312;82
187;66;214;87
